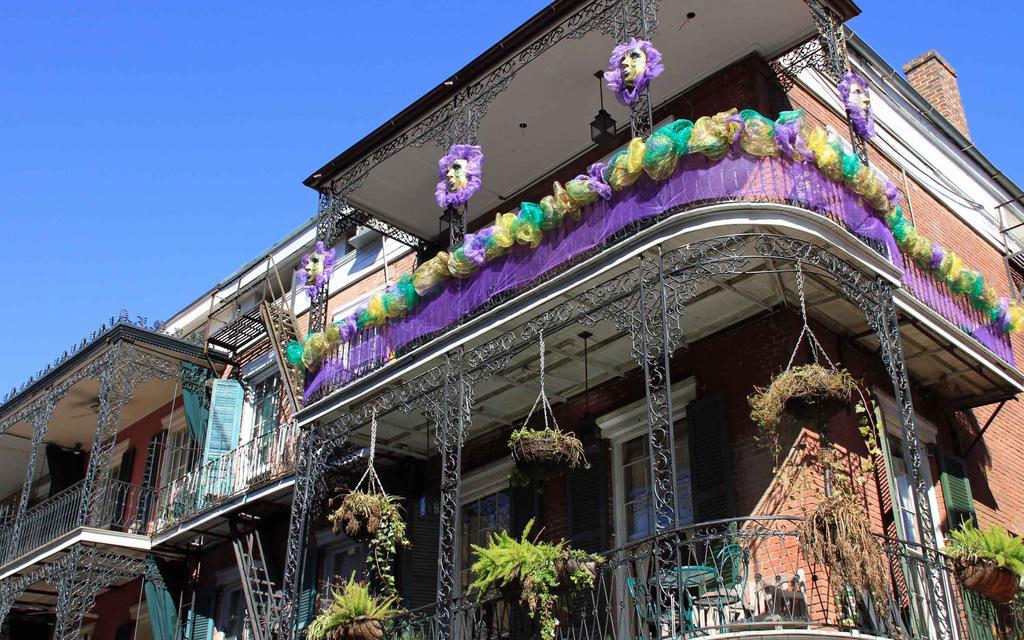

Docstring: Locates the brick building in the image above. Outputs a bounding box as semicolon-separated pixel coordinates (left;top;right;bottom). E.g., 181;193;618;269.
2;1;1024;639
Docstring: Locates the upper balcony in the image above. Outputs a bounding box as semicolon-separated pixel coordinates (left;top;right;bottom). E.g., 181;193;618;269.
286;0;1023;418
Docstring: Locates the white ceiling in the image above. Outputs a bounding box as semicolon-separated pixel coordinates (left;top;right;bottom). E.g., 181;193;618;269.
346;0;817;239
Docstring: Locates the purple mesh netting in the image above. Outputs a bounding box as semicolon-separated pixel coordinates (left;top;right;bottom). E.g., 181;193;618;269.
306;152;1013;398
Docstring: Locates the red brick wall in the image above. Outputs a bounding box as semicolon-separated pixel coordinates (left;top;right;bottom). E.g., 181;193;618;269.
903;51;971;140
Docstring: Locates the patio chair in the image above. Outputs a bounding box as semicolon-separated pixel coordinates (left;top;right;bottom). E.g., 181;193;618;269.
691;543;751;630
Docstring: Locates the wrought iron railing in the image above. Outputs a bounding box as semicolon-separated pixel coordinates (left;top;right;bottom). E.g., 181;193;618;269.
152;422;298;531
383;516;1024;640
0;478;153;564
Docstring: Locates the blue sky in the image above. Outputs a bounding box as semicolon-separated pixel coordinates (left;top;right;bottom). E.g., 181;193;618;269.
0;1;1020;396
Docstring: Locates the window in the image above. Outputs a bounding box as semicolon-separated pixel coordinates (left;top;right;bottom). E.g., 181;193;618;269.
161;406;198;485
321;542;368;597
250;375;281;439
619;428;693;542
460;490;512;591
219;586;246;640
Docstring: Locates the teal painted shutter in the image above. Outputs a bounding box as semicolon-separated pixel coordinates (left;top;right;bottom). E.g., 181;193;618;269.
190;590;216;640
203;380;243;496
686;393;735;522
297;546;320;632
938;450;976;530
144;557;179;640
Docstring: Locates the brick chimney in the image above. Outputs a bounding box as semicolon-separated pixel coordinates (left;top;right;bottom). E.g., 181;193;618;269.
903;50;970;139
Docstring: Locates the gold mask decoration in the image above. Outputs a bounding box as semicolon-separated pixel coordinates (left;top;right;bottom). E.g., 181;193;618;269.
620;47;648;87
446;160;468;193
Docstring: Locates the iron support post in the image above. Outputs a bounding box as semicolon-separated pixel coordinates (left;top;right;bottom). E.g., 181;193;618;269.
869;280;952;639
5;401;54;562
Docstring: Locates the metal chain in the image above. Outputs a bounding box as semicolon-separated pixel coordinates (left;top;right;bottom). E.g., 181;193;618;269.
353;411;384;495
786;261;836;371
520;332;561;433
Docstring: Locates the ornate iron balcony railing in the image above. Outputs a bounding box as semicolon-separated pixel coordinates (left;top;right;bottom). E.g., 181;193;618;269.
0;478;153;564
383;516;1024;640
152;421;299;532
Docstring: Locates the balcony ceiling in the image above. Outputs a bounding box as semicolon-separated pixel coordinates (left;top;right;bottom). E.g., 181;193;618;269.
334;0;823;240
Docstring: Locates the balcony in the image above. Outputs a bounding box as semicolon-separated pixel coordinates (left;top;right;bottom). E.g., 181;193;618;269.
152;421;298;532
0;478;151;565
384;517;1024;640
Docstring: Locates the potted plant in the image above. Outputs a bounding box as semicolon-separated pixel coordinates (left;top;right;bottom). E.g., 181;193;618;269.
946;520;1024;603
749;364;858;460
509;427;585;473
469;519;602;638
306;574;400;640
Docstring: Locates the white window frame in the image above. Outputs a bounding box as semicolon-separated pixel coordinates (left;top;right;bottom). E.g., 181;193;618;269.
454;459;514;595
159;404;193;487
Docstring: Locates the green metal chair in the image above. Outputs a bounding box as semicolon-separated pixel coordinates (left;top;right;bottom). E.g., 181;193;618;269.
691;543;750;630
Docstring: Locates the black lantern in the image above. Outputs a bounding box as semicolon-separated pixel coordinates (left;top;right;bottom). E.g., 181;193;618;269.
590;71;617;146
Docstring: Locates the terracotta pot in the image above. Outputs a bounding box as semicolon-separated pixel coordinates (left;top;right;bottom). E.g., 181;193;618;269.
957;562;1021;604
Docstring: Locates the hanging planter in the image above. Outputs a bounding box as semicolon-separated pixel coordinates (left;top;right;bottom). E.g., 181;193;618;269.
327;412;409;599
947;520;1024;604
508;332;587;477
748;262;859;460
306;574;399;640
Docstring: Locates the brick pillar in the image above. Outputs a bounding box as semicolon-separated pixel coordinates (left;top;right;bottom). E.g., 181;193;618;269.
903;50;970;140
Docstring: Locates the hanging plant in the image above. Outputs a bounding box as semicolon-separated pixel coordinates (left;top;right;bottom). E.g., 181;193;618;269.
469;519;603;639
603;37;663;106
327;413;409;599
946;520;1024;603
748;262;858;461
306;573;400;640
508;332;587;476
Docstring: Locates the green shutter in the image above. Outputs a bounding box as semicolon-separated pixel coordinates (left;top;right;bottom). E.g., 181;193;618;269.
406;495;439;608
938;450;976;530
297;545;320;631
687;393;735;522
189;590;216;640
144;556;179;640
203;380;244;495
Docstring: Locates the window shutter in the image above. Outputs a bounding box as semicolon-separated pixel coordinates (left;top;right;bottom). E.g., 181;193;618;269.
136;432;165;525
569;441;608;553
511;482;537;536
189;590;216;640
686;393;735;522
939;450;976;529
203;380;244;495
405;495;440;608
114;623;132;640
297;546;319;631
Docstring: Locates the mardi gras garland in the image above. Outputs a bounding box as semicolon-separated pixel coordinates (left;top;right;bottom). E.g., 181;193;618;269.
288;108;1024;374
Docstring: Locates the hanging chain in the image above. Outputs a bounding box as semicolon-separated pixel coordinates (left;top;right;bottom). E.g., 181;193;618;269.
521;331;560;433
353;411;384;495
786;261;837;371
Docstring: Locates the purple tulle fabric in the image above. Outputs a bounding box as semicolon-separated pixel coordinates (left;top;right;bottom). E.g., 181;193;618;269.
304;150;1023;400
583;162;612;200
464;227;493;266
435;144;484;208
604;38;664;106
839;71;876;140
338;315;358;342
929;245;946;270
297;240;336;300
774;118;813;163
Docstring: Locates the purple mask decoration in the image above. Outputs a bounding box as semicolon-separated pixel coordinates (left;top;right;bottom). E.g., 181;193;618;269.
604;38;664;106
435;144;485;208
838;71;876;140
297;240;336;300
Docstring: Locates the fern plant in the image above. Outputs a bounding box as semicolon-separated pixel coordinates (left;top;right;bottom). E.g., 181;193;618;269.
306;573;400;640
469;519;602;639
947;520;1024;577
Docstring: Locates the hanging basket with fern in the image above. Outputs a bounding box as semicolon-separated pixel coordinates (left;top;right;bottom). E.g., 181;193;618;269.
306;574;399;640
947;520;1024;604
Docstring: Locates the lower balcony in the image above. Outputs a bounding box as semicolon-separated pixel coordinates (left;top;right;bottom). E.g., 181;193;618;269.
385;517;1023;640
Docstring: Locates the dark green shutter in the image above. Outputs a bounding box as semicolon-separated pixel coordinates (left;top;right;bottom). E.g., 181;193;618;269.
686;393;735;522
190;590;216;640
406;495;440;608
569;441;608;553
511;482;537;537
144;556;179;640
938;450;976;530
136;432;165;525
297;545;320;631
114;623;132;640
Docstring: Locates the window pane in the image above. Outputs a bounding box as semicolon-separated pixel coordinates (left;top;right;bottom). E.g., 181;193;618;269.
460;490;511;590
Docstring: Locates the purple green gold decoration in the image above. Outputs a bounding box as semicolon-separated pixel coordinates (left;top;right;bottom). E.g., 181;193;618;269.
838;71;876;140
434;144;484;208
291;107;1024;396
604;38;663;106
297;240;336;300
